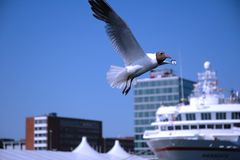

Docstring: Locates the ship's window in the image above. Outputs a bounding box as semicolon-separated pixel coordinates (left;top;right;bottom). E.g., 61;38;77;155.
191;125;197;129
216;124;223;129
159;115;168;122
183;125;189;130
224;124;231;129
232;112;240;119
207;124;214;129
175;125;181;130
161;126;167;131
199;125;206;129
233;123;240;127
216;112;226;120
186;113;196;120
168;126;174;130
175;114;182;121
201;113;211;120
162;118;168;122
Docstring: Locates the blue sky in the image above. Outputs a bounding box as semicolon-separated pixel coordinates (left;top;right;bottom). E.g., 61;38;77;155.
0;0;239;139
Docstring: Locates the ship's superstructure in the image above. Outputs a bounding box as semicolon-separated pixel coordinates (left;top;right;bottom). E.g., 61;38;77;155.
143;61;240;160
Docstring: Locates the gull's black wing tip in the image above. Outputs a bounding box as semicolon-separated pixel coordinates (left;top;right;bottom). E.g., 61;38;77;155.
88;0;112;23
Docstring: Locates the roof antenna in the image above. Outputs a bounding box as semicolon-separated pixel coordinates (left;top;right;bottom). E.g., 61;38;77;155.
178;49;185;103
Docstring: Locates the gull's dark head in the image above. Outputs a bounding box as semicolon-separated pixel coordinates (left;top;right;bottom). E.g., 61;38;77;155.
156;51;171;64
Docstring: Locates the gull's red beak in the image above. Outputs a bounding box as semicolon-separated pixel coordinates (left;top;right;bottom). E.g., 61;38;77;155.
165;54;171;58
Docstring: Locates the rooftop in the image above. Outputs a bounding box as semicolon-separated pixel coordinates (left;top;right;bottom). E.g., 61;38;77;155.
0;137;147;160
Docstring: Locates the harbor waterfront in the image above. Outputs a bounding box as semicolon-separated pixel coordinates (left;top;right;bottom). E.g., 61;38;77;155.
1;62;239;160
144;61;240;160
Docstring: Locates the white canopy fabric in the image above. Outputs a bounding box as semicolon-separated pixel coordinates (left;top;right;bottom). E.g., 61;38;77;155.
106;140;146;160
107;140;131;159
0;137;148;160
72;137;104;160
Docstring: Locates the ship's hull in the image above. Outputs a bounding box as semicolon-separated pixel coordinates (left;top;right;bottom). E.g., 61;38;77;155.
147;139;240;160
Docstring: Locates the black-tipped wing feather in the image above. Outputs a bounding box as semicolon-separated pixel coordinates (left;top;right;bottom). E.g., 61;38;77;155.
88;0;147;65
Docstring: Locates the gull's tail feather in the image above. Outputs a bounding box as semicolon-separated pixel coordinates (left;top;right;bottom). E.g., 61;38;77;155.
107;65;128;89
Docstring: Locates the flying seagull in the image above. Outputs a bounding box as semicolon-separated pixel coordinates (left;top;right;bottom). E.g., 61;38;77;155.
88;0;176;95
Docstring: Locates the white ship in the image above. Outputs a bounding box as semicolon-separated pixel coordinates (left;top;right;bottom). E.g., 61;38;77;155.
143;61;240;160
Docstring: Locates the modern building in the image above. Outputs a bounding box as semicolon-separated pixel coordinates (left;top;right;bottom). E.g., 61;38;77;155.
26;113;102;151
134;69;195;156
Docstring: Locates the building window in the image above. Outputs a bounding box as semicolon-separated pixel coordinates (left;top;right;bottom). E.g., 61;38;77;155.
216;112;226;120
35;147;47;150
135;135;143;140
35;127;47;131
201;113;211;120
35;133;47;137
35;120;47;124
183;125;189;130
34;140;47;144
135;127;144;133
232;112;240;119
186;113;196;120
174;95;179;100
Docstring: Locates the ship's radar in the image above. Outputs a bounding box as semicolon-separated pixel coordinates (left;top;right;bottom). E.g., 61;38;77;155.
204;61;211;70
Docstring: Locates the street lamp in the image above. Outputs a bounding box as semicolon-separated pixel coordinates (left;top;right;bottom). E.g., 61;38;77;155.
49;130;52;150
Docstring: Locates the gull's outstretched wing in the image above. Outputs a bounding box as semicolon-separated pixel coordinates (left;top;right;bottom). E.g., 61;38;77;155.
88;0;147;66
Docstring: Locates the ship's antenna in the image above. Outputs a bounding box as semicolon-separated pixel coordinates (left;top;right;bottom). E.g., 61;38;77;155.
178;49;185;102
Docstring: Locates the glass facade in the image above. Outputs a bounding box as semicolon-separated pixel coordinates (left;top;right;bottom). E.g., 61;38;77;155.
134;74;194;156
47;116;103;151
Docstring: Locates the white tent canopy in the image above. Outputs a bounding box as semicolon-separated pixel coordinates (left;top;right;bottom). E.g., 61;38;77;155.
106;140;146;160
107;140;131;159
72;136;104;160
0;137;148;160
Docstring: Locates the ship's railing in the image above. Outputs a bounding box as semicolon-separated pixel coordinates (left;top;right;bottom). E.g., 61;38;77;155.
151;119;240;126
144;128;240;139
144;130;159;135
224;97;240;104
143;130;160;138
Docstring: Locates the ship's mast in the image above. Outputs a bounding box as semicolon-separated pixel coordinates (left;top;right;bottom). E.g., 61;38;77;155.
178;50;185;102
190;61;224;105
197;61;218;95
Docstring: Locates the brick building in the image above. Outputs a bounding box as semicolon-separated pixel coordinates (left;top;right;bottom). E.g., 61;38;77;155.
26;113;102;151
